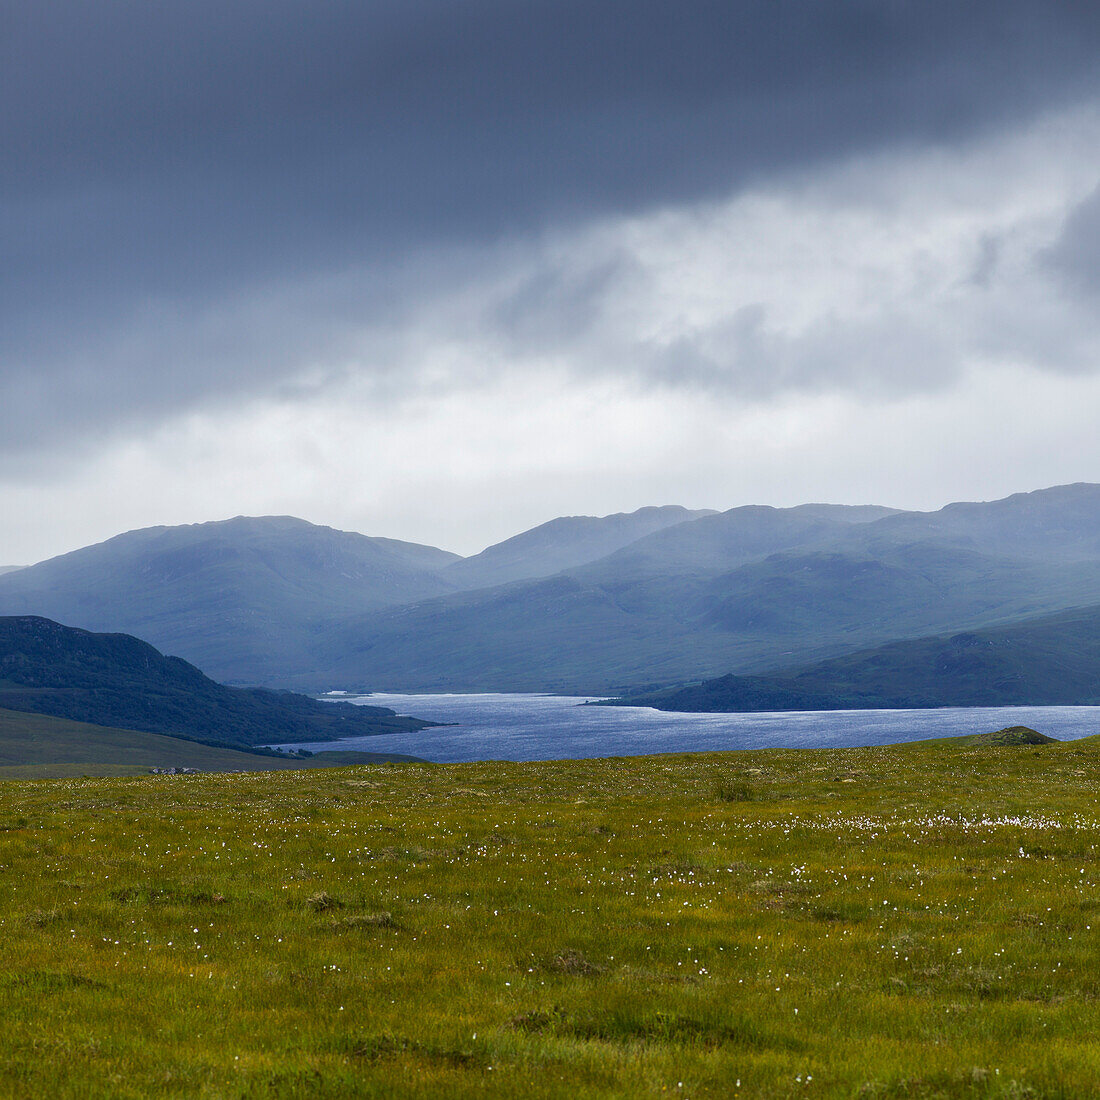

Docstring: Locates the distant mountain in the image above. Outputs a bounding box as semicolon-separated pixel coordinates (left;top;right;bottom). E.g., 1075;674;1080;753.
617;601;1100;711
0;566;22;576
851;483;1100;562
5;485;1100;695
575;503;899;581
312;495;1100;690
578;486;1100;584
0;616;436;746
0;516;461;684
445;506;716;590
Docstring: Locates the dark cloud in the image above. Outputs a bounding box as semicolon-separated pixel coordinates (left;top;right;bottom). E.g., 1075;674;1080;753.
642;304;963;401
1044;184;1100;293
3;0;1100;453
491;252;642;349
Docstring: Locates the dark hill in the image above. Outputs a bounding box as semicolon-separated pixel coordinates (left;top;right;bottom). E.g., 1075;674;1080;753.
969;726;1058;746
0;616;435;746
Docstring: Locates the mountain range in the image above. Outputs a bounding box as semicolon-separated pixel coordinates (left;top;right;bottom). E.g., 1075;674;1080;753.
616;601;1100;712
442;505;715;589
2;483;1100;699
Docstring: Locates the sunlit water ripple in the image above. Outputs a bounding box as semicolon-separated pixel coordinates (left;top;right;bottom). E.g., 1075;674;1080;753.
274;693;1100;763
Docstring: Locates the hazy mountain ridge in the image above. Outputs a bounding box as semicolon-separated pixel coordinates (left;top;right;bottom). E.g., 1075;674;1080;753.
618;601;1100;711
3;485;1100;695
0;516;462;683
308;485;1100;692
0;615;435;746
573;504;893;582
848;483;1100;562
0;507;725;684
309;537;1100;693
444;505;717;590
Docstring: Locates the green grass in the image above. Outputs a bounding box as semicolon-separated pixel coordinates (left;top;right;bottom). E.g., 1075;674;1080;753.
3;734;1100;1096
0;707;424;776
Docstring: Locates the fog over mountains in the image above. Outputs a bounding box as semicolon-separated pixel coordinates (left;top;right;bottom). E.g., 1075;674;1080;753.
619;601;1100;713
443;506;716;590
2;484;1100;697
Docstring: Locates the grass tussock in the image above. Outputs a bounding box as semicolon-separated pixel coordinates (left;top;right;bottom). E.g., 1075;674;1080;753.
544;948;604;976
304;890;344;912
714;776;760;802
334;911;398;931
3;735;1100;1096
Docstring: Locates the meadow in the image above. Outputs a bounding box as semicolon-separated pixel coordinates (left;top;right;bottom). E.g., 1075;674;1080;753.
0;707;423;779
2;731;1100;1097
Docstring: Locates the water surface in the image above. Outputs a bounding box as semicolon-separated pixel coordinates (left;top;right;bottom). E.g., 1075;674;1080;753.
275;693;1100;763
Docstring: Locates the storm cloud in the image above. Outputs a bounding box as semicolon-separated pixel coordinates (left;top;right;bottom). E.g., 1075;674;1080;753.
1045;184;1100;294
5;2;1100;438
4;1;1100;561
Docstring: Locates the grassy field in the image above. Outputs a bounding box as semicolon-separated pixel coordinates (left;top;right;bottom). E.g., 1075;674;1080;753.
2;732;1100;1097
0;707;424;777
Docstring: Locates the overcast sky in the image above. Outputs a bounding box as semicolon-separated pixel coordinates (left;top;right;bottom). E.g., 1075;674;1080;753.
5;0;1100;563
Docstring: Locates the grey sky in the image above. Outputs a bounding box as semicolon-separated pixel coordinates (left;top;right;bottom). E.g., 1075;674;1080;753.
4;1;1100;562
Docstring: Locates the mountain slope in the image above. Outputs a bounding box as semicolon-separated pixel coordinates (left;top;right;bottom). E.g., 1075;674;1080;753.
445;505;717;589
623;602;1100;711
579;485;1100;584
575;503;897;581
0;616;435;745
853;482;1100;563
302;484;1100;692
305;503;918;692
0;516;461;683
308;536;1100;692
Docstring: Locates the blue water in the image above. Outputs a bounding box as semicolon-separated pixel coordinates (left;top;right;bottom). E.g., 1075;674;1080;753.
275;693;1100;763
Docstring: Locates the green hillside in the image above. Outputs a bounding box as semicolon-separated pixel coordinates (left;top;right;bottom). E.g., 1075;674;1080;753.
0;707;424;778
0;616;435;746
623;602;1100;712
